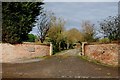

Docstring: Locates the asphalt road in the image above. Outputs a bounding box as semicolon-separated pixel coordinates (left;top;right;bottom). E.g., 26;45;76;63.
2;55;118;78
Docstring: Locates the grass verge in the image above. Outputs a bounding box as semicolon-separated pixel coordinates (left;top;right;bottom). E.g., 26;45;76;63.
78;55;118;67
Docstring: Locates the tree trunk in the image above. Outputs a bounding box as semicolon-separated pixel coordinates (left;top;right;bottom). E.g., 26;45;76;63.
67;43;69;49
40;38;44;43
59;42;61;51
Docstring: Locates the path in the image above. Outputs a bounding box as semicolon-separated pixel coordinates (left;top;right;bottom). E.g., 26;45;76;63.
56;49;81;56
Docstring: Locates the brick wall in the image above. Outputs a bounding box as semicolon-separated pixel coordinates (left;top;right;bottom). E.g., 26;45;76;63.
84;43;119;66
0;43;51;63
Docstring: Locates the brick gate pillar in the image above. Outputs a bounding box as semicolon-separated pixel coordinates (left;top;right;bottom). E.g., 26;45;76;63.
81;42;87;56
50;42;53;56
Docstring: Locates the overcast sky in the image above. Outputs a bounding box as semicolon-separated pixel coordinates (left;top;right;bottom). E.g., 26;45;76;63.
30;2;118;35
44;0;119;2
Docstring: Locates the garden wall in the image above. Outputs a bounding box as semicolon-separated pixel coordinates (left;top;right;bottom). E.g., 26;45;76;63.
0;43;51;63
83;42;119;66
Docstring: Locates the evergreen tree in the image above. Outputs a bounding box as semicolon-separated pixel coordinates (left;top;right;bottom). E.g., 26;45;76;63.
2;2;43;44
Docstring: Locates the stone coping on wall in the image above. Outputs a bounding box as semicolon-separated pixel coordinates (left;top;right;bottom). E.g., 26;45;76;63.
84;41;120;45
22;42;51;46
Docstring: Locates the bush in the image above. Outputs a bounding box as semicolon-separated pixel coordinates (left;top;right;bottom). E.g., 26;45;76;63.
99;38;110;43
26;34;37;42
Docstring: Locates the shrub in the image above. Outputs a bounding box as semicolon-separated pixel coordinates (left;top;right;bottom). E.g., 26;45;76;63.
26;34;37;42
99;38;110;43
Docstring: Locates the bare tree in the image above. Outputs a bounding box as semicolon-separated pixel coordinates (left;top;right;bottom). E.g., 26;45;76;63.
99;16;120;41
36;11;54;43
47;17;66;52
81;20;96;42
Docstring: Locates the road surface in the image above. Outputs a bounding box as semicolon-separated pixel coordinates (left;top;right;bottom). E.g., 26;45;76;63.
2;49;118;78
